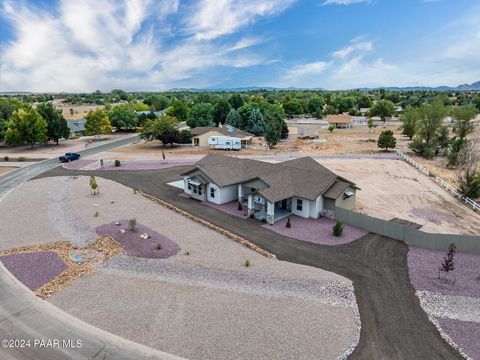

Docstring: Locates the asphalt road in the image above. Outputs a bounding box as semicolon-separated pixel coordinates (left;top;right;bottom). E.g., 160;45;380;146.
39;165;463;360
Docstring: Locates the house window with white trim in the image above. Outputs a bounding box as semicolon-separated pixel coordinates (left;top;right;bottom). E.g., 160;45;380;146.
210;187;215;198
296;199;303;211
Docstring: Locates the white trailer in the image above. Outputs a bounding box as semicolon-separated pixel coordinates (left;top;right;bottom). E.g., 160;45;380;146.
208;136;241;150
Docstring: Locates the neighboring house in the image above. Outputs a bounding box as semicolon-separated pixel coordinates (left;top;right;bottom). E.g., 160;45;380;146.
135;110;164;117
67;119;86;137
359;108;370;116
191;125;254;148
181;154;358;224
326;115;353;129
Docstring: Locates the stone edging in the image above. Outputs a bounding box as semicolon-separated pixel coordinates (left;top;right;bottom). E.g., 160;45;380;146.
136;190;275;259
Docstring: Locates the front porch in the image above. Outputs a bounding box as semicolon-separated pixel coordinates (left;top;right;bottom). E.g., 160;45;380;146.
245;192;292;224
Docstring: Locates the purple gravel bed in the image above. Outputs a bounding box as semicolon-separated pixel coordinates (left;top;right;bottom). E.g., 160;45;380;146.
203;200;249;219
0;251;67;290
96;220;181;259
61;159;96;170
263;215;368;246
438;318;480;359
408;246;480;297
99;160;195;171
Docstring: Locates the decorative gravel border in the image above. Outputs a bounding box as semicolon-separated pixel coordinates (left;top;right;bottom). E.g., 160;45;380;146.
203;200;250;219
96;220;181;259
61;160;96;170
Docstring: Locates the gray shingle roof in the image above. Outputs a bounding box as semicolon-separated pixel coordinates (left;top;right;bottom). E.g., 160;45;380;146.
182;154;357;203
323;180;351;200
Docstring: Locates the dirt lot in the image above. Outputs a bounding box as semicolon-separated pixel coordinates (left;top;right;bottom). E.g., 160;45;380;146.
318;158;480;235
55;103;105;120
0;166;17;175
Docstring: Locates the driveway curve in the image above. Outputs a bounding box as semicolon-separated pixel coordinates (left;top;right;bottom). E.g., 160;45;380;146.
38;165;464;360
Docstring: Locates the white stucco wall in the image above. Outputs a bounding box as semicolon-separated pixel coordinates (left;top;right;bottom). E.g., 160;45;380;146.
183;176;192;195
208;183;238;204
310;195;323;219
291;197;312;218
335;187;356;210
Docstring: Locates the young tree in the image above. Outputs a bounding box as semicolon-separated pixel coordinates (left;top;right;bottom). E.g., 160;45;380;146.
167;99;189;122
328;125;335;133
367;118;374;133
5;108;48;148
187;103;215;128
377;130;396;151
108;104;137;130
369;100;395;122
36;102;70;145
246;108;266;135
450;105;476;139
213;98;231;125
401;106;418;139
225;109;242;128
264;120;281;148
85;109;111;136
436;125;450;150
410;101;446;157
439;243;456;278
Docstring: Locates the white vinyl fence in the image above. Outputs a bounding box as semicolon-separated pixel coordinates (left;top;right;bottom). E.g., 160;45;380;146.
396;150;480;212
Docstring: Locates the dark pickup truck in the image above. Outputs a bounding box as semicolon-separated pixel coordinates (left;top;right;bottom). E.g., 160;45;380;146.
59;152;81;163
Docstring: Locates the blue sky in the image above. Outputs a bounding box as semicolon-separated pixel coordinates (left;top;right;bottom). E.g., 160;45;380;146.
1;0;479;92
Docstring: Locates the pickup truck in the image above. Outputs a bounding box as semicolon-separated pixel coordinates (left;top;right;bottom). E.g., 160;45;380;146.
59;152;81;162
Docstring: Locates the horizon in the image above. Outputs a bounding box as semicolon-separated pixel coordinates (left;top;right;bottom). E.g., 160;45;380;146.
1;0;480;92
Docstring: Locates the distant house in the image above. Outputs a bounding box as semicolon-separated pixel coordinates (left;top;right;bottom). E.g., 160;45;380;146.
359;108;370;116
135;110;164;117
191;125;254;148
67;119;86;137
182;154;358;223
326;115;353;129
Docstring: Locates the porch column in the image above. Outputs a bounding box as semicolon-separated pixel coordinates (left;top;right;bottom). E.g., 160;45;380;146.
247;193;254;216
266;201;274;224
238;184;244;203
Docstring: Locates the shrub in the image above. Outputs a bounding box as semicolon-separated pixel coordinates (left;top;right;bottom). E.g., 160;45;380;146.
128;218;137;232
237;202;243;211
286;217;291;228
184;250;191;256
3;156;9;161
332;221;344;237
94;211;99;217
155;243;162;250
89;175;99;195
377;130;397;151
244;259;251;267
328;125;335;133
114;159;121;167
439;243;456;278
17;156;26;162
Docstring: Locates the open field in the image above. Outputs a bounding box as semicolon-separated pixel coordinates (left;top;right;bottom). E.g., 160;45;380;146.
0;166;17;175
0;175;359;360
317;158;480;235
54;103;105;120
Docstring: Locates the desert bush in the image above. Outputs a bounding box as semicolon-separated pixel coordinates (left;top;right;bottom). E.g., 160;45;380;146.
184;250;191;256
155;243;162;250
439;243;456;278
332;221;344;236
244;259;251;267
286;217;291;228
17;156;26;162
128;218;137;232
89;176;99;195
114;159;121;167
94;211;99;217
328;125;335;133
3;156;9;161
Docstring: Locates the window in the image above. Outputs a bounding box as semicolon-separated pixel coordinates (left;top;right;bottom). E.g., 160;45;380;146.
198;188;202;195
210;187;215;198
296;199;303;211
187;184;191;190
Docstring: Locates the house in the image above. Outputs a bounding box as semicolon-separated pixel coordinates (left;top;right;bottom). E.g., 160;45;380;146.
326;115;353;129
359;108;370;116
191;125;254;148
181;154;358;224
67;119;86;137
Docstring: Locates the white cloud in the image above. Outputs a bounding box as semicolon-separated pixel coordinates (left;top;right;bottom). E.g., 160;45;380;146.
186;0;295;40
284;61;330;79
322;0;370;6
0;0;291;92
332;40;373;58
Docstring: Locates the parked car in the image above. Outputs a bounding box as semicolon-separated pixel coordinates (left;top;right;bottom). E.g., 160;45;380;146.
59;152;81;162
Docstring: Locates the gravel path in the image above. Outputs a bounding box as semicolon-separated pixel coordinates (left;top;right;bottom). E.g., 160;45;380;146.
0;251;66;290
417;291;480;323
101;253;356;308
49;272;357;360
47;176;97;247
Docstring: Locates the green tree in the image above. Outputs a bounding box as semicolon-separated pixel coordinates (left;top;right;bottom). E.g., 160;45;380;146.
144;95;170;111
416;101;446;146
213;98;231;125
367;118;374;133
108;104;137;130
370;100;395;122
167;99;189;122
225;109;242;128
238;103;259;129
307;97;324;115
5;108;48;148
229;93;244;109
36;102;70;145
0;99;27;140
246;108;266;135
283;99;304;117
401;106;418;139
450;105;476;139
436;125;450;150
357;94;372;108
458;169;480;199
85;109;111;136
264;120;281;148
377;130;396;151
187;103;215;128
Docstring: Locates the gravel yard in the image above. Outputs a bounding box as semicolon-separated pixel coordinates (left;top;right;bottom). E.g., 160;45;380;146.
49;272;358;360
0;251;67;290
264;215;368;246
203;200;250;219
437;318;480;360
